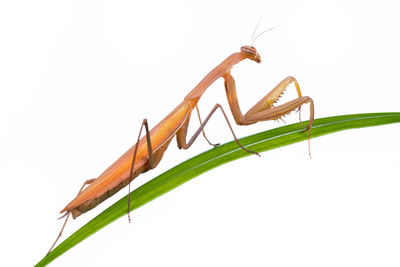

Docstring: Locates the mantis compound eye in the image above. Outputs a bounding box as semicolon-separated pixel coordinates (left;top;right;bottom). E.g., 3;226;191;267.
240;45;261;63
241;45;257;54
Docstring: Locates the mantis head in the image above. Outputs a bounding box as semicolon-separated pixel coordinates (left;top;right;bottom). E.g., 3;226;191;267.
241;45;261;63
243;22;278;64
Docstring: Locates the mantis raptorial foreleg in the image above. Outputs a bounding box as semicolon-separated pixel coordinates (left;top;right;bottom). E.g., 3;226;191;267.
223;73;313;128
245;76;303;119
223;73;314;156
245;96;314;126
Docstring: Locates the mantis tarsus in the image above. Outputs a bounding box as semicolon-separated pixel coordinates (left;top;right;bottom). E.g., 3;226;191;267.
47;39;314;254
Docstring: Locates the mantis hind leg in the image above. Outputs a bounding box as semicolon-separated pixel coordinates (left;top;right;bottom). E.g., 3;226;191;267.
127;119;155;223
47;178;96;254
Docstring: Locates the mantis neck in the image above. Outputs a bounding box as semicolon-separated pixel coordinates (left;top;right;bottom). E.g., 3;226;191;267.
184;52;244;105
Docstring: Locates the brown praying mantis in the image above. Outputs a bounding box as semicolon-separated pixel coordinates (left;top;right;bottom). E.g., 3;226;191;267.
47;29;314;254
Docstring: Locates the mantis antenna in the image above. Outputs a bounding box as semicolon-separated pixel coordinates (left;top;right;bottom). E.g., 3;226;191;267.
250;19;280;46
250;18;263;45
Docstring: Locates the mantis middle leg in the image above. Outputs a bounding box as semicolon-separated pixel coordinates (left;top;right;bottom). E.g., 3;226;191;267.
176;103;259;156
195;105;220;147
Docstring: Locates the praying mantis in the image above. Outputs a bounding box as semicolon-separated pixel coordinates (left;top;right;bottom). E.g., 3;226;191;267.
47;31;314;254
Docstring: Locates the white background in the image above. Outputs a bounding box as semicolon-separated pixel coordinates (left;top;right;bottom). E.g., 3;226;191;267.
1;1;400;266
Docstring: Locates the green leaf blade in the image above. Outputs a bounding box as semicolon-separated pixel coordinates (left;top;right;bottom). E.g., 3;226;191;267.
35;112;400;266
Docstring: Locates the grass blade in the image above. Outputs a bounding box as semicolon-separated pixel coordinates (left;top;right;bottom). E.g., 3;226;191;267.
35;112;400;266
